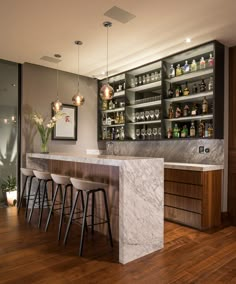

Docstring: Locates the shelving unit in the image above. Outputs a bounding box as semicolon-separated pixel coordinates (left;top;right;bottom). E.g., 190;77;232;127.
97;40;224;141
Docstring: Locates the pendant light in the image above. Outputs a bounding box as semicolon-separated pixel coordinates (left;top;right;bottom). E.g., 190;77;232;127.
72;40;85;106
52;54;63;112
100;21;114;101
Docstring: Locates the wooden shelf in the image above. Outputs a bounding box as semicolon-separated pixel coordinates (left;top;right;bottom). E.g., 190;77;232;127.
165;68;213;84
127;80;161;92
127;100;162;109
113;90;125;98
165;114;213;122
165;91;213;103
102;107;125;113
127;119;161;125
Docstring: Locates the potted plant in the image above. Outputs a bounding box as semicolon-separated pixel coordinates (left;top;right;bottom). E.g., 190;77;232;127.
1;175;17;206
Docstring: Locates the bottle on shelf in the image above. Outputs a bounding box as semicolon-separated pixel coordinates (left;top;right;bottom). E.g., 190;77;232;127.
108;99;113;110
183;82;190;96
102;128;107;140
200;79;206;92
192;83;198;94
154;71;159;81
208;53;214;67
204;123;208;138
191;103;198;116
176;64;182;76
115;112;120;124
167;128;172;139
198;121;205;138
184;61;190;73
119;111;125;124
190;121;196;137
151;73;155;81
181;125;188;138
111;128;115;140
175;85;182;97
119;126;125;140
102;113;107;125
208;124;213;137
102;100;108;111
167;83;174;98
115;128;120;140
107;116;112;125
168;104;174;119
173;123;180;138
175;106;181;118
191;59;197;72
106;128;111;140
202;97;209;114
200;57;206;69
183;104;190;117
169;64;175;78
208;77;213;91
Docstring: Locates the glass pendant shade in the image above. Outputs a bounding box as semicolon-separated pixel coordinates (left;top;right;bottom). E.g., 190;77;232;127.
52;99;63;112
72;91;85;106
100;83;114;100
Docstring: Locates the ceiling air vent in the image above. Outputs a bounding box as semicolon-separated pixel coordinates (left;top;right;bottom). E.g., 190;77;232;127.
40;56;61;63
104;6;136;24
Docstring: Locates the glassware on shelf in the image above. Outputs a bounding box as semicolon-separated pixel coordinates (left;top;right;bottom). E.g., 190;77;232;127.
176;64;182;76
138;76;142;85
142;75;146;85
146;74;150;84
119;126;125;140
158;127;162;139
130;78;135;88
141;128;146;140
135;112;140;122
154;71;158;81
208;77;213;91
154;109;160;120
200;57;206;69
135;128;140;140
150;110;155;120
153;128;158;139
147;128;152;139
151;73;155;81
140;111;145;121
135;77;138;86
145;110;150;121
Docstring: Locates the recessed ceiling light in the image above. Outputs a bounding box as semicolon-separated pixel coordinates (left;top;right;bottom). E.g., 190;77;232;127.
185;38;191;43
101;71;106;75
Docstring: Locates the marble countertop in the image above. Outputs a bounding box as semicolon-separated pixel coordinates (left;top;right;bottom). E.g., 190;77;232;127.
27;152;163;167
164;162;224;171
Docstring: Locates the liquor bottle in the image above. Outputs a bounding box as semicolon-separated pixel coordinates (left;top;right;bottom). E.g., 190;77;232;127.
167;83;174;98
198;121;205;137
192;83;198;94
106;128;111;140
119;126;125;140
184;61;190;73
112;99;116;109
191;104;198;116
115;112;120;124
102;113;107;125
200;79;206;92
202;97;208;114
208;124;213;137
108;99;113;110
168;104;174;119
119;111;125;124
175;106;181;118
181;125;188;138
102;128;107;140
173;123;180;138
183;104;189;117
115;128;120;140
204;123;208;137
107;116;112;125
167;128;172;139
191;59;197;72
190;121;196;137
183;82;190;96
208;53;214;67
208;77;213;91
169;64;175;78
102;100;108;111
176;64;182;76
200;57;206;69
111;128;115;140
179;85;183;96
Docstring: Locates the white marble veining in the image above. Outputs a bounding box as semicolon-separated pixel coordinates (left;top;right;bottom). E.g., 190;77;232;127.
164;162;224;171
26;152;164;264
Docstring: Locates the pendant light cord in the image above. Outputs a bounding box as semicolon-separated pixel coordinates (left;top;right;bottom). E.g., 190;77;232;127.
56;62;59;100
77;44;80;90
106;25;109;84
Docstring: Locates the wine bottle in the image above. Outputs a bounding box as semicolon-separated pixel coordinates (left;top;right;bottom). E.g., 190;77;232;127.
173;124;180;138
183;104;189;117
119;126;125;140
198;121;205;138
175;106;181;118
181;125;188;138
200;79;206;92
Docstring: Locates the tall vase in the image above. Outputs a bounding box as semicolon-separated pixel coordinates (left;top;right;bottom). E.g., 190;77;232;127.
41;142;48;153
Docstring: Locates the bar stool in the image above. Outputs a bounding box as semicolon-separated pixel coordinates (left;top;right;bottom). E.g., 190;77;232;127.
28;170;53;228
45;174;74;241
18;168;35;218
63;178;113;256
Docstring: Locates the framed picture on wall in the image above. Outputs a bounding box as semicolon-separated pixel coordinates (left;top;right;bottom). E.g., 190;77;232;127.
52;104;77;141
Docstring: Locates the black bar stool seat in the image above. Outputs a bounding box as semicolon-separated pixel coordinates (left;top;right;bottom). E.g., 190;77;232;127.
18;168;36;218
63;177;113;256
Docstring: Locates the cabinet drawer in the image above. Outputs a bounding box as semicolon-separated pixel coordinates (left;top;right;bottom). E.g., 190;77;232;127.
165;169;203;185
165;193;202;214
165;181;202;199
164;206;201;229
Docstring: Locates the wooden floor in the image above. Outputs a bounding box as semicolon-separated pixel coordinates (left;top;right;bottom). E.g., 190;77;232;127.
1;208;236;284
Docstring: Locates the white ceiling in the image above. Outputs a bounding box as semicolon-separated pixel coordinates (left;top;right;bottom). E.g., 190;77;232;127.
1;0;236;79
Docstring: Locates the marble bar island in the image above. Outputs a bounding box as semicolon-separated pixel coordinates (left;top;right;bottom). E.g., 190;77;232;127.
26;153;164;264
